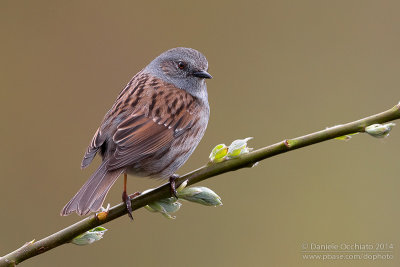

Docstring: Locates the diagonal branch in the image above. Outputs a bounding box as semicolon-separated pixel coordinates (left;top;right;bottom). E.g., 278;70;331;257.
1;102;399;266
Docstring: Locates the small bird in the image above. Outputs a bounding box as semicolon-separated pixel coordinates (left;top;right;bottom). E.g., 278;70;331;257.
61;47;212;218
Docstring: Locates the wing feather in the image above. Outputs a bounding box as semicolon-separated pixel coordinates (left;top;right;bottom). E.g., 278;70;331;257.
81;128;106;169
107;86;201;171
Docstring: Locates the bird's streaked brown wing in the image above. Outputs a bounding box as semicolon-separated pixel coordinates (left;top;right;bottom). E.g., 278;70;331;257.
81;73;202;171
80;74;141;169
106;81;202;171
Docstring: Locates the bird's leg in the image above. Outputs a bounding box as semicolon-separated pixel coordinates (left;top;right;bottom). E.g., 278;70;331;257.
169;174;179;199
122;173;134;221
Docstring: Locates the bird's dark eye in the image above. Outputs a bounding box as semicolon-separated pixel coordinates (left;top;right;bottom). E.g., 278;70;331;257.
177;61;186;70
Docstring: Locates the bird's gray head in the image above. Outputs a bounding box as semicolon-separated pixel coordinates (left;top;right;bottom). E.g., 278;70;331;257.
144;47;212;101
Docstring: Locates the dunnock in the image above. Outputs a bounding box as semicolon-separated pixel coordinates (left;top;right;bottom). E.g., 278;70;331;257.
61;47;212;218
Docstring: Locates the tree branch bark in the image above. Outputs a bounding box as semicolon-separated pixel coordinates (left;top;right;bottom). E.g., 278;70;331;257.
1;102;399;266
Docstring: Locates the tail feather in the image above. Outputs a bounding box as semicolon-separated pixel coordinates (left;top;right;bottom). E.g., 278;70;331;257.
61;161;124;216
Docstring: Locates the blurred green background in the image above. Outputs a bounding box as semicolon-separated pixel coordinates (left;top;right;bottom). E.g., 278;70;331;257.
1;1;400;266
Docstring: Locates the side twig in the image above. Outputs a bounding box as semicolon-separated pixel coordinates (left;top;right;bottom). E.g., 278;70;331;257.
1;102;399;266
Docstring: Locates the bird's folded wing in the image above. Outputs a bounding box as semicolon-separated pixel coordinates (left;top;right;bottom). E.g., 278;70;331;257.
107;105;198;170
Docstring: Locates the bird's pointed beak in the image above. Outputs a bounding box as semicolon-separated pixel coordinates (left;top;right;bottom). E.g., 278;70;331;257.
192;70;212;79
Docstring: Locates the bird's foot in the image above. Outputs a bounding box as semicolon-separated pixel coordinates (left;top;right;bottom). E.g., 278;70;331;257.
169;174;179;199
122;190;133;220
122;191;141;221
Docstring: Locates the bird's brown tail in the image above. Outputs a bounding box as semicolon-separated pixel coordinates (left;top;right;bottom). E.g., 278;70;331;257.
60;161;124;216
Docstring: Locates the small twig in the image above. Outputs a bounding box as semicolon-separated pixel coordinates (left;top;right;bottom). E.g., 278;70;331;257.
1;102;399;266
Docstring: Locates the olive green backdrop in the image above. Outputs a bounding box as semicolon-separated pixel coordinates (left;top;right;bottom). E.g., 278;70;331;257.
1;1;400;266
